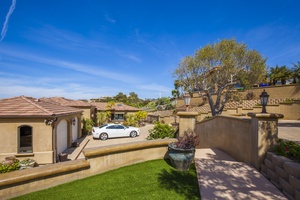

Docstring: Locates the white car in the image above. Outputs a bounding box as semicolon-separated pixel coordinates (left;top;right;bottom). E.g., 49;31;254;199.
92;124;140;140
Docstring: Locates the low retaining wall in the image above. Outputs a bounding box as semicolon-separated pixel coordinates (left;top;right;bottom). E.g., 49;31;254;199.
195;115;252;163
194;113;282;169
261;152;300;200
0;139;176;200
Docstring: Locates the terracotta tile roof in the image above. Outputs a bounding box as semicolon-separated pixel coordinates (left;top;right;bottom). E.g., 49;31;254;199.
40;97;93;107
0;96;83;118
92;102;140;112
189;104;211;113
148;110;174;117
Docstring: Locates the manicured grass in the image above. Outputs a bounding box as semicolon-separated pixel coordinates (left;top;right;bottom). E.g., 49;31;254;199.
13;159;200;200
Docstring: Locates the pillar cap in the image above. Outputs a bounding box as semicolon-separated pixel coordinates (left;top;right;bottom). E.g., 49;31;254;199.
247;112;284;119
177;111;198;116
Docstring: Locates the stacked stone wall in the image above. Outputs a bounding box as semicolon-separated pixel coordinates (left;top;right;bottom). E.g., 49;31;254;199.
261;152;300;200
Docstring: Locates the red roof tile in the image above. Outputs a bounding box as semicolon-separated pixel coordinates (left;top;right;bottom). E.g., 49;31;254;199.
0;96;83;118
92;102;140;112
148;110;174;117
40;97;93;107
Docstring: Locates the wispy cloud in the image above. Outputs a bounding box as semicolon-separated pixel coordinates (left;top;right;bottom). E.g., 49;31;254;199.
139;83;172;93
0;48;140;84
105;14;116;24
1;0;16;42
117;51;142;63
0;73;122;99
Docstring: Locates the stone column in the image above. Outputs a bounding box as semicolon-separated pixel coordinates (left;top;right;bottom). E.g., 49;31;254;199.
247;112;284;169
177;112;198;137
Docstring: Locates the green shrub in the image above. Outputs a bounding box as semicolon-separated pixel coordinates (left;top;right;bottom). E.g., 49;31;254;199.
123;113;137;127
147;121;175;140
0;158;20;173
82;118;94;135
274;139;300;161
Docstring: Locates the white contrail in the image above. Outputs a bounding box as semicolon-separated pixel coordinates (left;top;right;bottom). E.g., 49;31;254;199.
0;0;16;42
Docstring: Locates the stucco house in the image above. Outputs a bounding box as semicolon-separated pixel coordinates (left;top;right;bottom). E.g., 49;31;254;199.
92;102;140;122
0;96;83;164
40;97;96;121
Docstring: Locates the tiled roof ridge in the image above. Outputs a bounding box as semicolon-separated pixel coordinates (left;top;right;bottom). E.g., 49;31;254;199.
21;96;54;115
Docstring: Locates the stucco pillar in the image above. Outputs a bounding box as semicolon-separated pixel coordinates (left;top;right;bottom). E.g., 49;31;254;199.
177;112;198;137
247;112;284;169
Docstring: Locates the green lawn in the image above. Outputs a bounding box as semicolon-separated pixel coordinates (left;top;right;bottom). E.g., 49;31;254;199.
12;159;200;200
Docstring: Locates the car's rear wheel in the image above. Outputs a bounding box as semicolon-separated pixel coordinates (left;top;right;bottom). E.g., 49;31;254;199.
130;131;137;138
99;133;108;140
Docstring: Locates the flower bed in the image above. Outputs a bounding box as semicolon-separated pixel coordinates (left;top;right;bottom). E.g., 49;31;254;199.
0;157;36;173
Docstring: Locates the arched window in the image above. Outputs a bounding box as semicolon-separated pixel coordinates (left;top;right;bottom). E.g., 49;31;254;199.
18;125;33;153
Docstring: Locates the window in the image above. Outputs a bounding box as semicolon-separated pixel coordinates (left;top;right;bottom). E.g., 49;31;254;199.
116;125;125;129
113;114;124;120
106;125;116;129
19;125;33;153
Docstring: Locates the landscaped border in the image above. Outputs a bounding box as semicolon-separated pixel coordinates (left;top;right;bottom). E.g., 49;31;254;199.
0;138;177;200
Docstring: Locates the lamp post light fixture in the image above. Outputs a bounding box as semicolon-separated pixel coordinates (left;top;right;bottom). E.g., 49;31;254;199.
174;115;177;124
184;93;191;111
260;89;269;113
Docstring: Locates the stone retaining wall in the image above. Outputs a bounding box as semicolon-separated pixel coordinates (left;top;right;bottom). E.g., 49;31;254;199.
261;152;300;200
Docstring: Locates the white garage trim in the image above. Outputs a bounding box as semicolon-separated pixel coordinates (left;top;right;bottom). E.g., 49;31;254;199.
56;120;68;154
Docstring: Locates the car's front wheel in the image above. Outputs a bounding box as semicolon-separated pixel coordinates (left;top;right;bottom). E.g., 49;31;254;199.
99;133;108;140
130;131;137;138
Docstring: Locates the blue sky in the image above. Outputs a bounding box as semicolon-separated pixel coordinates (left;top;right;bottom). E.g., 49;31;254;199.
0;0;299;100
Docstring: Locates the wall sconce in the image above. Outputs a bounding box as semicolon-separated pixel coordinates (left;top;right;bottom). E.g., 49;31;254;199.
260;89;269;113
72;118;76;125
184;93;191;111
44;117;58;126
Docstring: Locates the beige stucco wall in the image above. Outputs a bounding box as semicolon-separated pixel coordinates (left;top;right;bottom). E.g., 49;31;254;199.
0;113;83;164
239;84;300;100
194;113;283;169
78;106;96;121
279;101;300;120
195;115;252;163
0;118;53;164
177;112;198;136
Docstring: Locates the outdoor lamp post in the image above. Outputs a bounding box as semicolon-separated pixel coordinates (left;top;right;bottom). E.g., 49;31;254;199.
174;115;177;124
184;93;191;111
260;89;269;113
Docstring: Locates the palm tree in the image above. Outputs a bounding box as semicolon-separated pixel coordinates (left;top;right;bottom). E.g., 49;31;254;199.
269;65;291;85
291;61;300;83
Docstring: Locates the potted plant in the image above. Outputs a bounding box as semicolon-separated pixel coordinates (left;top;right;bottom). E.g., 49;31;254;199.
168;129;198;171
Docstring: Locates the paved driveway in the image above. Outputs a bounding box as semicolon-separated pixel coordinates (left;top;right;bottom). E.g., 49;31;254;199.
68;120;300;160
71;124;154;160
85;124;154;148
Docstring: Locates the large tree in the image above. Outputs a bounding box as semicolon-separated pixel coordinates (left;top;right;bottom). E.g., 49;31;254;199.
173;39;267;116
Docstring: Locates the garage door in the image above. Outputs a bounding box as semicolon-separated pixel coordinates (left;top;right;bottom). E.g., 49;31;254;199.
56;120;68;154
72;117;78;142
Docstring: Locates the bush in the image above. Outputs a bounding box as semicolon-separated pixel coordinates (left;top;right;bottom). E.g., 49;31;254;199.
174;129;199;149
82;118;94;135
147;121;175;140
274;139;300;161
245;91;255;100
123;113;138;127
0;157;20;173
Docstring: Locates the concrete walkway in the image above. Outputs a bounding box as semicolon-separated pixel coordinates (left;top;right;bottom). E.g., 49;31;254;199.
195;148;287;199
